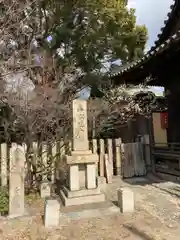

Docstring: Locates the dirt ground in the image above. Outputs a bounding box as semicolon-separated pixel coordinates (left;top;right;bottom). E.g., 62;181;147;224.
0;174;180;240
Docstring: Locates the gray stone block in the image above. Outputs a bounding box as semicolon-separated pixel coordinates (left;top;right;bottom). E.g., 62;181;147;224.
40;181;52;198
44;198;60;227
117;187;134;213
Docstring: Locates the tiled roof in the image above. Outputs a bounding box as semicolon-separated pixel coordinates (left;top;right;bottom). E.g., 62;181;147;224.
109;30;180;78
155;0;178;46
109;0;179;79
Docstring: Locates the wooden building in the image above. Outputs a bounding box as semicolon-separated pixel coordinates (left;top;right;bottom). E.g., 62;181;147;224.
110;0;180;178
110;0;180;144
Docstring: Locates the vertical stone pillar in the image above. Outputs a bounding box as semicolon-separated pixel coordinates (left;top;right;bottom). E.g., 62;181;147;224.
92;139;98;176
107;139;113;176
1;143;8;186
72;100;89;151
99;139;105;177
9;144;25;217
32;142;38;184
69;165;79;191
42;143;47;181
92;139;97;153
68;140;72;154
115;138;122;176
40;143;52;198
86;163;96;189
51;142;57;184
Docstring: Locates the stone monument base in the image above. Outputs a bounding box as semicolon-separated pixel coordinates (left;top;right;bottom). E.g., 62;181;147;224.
60;187;105;206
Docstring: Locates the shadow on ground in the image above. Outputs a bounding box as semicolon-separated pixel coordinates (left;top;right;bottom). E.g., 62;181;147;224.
124;224;154;240
122;174;180;199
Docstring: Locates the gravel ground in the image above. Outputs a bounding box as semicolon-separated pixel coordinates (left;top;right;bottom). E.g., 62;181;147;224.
0;175;180;240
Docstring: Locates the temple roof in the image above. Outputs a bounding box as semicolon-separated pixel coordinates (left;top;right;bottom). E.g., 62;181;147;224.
155;0;180;46
110;0;180;84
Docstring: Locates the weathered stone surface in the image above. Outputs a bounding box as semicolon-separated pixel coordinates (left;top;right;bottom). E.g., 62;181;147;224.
66;153;98;164
115;138;122;176
1;143;8;186
40;181;52;198
60;190;105;206
63;186;100;198
72;100;89;151
69;165;79;191
117;187;134;213
97;176;106;191
9;144;25;217
79;164;86;189
44;199;60;227
86;163;96;189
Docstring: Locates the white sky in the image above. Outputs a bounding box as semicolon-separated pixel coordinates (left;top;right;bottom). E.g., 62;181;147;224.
127;0;173;95
81;1;174;98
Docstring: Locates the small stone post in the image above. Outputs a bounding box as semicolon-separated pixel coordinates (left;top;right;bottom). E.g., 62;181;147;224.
9;144;25;217
92;139;98;176
107;139;113;176
1;143;8;186
117;187;134;213
40;143;51;198
51;142;57;184
115;138;122;176
97;139;106;190
44;198;60;227
99;139;105;177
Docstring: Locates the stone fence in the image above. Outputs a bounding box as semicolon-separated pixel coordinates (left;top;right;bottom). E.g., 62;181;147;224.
0;138;122;186
0;137;150;187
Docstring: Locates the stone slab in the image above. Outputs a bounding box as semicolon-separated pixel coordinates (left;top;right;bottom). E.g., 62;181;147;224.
63;186;100;198
97;176;106;191
40;181;52;198
71;150;92;155
66;153;99;164
9;144;25;217
69;165;79;191
72;100;89;151
44;198;60;227
63;205;119;220
86;163;96;189
117;187;134;213
60;190;105;206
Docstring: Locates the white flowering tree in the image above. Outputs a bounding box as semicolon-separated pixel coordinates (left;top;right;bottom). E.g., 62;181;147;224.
89;83;165;137
0;0;148;142
0;0;147;87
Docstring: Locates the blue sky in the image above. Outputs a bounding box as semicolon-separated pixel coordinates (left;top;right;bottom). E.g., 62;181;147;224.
80;0;173;98
128;0;173;50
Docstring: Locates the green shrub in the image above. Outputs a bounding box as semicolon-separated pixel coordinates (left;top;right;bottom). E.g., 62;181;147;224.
0;186;9;215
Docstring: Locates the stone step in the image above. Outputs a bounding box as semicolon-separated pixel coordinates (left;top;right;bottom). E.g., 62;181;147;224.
60;189;105;207
63;186;100;198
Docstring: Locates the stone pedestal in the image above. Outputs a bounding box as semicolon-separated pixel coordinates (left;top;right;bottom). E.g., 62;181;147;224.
59;100;105;206
117;187;134;213
60;151;105;206
44;198;60;227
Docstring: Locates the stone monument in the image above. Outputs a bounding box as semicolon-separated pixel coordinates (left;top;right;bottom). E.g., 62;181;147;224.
60;99;105;206
9;144;25;217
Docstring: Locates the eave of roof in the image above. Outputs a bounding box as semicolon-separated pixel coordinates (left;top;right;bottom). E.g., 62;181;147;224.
110;30;180;78
155;0;180;46
110;0;180;80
